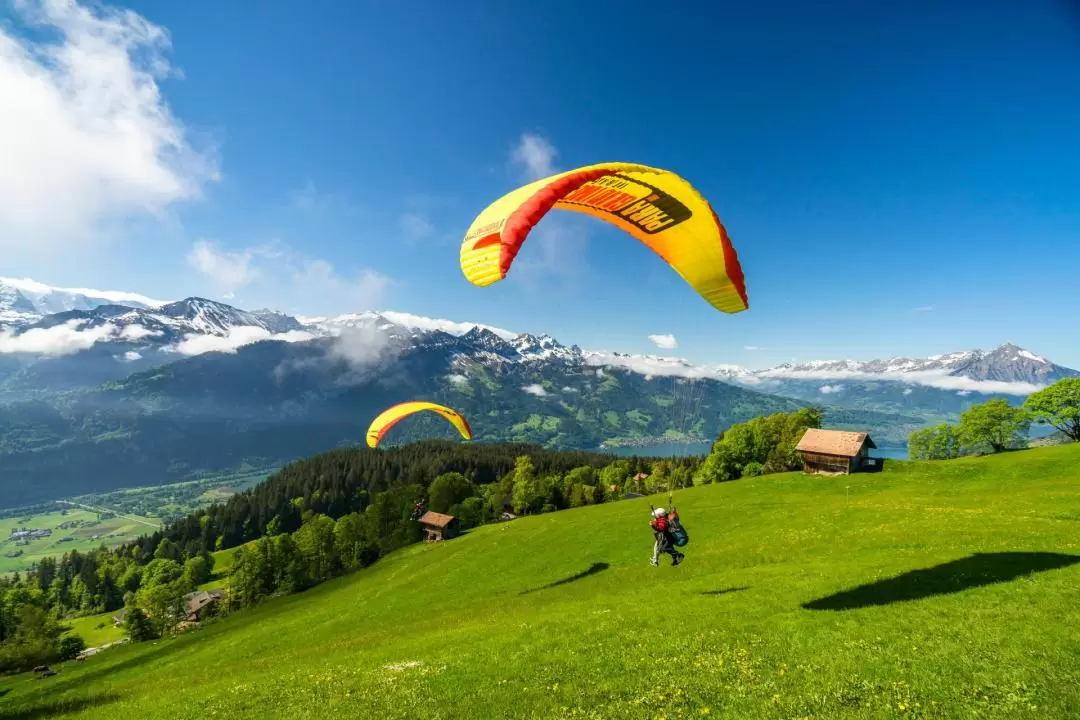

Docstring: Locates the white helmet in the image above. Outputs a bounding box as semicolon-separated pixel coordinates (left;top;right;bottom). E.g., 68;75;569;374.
652;507;667;518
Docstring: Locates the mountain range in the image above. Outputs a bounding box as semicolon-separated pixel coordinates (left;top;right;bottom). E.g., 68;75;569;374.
0;277;1075;508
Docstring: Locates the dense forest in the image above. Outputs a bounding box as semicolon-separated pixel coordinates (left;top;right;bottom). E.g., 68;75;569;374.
125;440;677;557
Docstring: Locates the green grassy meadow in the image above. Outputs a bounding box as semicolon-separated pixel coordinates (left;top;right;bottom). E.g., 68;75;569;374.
0;509;159;575
3;445;1079;719
61;612;124;649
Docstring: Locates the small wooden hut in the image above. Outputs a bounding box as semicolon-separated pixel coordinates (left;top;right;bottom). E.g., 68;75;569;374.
795;429;879;475
418;511;460;542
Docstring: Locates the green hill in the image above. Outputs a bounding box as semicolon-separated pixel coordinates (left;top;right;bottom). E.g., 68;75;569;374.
4;445;1080;719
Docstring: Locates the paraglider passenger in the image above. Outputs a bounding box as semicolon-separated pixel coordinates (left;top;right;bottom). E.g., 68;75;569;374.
650;508;684;567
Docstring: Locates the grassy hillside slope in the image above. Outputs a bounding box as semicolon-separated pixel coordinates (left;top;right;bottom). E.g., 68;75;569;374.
3;445;1080;719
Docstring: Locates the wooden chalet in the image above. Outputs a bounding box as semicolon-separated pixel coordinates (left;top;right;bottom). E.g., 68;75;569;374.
418;511;460;542
795;429;880;475
184;589;225;622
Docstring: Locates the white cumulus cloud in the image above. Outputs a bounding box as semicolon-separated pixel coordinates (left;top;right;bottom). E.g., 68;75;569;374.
744;345;760;351
399;212;435;244
446;374;468;385
0;0;217;251
649;334;678;350
902;388;914;395
186;240;393;315
511;133;556;180
122;350;142;361
819;384;843;394
187;240;258;295
523;384;548;397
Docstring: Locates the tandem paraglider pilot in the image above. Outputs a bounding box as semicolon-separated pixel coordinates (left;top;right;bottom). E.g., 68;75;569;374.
649;507;686;567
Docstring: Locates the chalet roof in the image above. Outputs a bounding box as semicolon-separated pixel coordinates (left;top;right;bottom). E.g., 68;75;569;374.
795;428;876;457
185;589;225;616
418;511;457;529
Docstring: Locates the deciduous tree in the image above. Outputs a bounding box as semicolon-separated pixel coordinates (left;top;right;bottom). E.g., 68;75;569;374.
1024;379;1080;442
958;399;1030;453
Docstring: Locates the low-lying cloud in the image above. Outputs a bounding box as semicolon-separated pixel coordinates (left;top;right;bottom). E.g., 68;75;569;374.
0;319;164;356
0;320;117;356
326;325;397;371
584;351;749;384
119;325;163;341
173;326;314;356
523;384;548;397
758;367;1043;396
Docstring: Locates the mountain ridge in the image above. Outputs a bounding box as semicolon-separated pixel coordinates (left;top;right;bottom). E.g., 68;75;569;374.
2;277;1074;393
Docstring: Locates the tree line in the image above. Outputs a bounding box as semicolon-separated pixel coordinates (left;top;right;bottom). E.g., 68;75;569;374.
908;379;1080;460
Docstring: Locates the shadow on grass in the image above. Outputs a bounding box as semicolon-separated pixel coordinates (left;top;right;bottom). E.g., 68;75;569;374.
803;552;1080;611
700;586;749;596
0;691;120;720
520;562;610;595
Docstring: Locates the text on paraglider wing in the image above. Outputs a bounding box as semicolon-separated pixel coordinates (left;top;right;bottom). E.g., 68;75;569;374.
561;175;693;234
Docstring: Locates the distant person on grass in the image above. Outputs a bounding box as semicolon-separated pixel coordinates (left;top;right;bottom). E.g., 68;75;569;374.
650;507;684;567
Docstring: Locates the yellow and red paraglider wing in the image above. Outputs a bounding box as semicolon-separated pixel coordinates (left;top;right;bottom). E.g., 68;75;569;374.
459;162;748;314
365;401;473;448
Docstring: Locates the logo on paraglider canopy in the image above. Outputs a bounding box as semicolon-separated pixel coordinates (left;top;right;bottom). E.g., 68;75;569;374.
561;175;692;234
463;219;505;247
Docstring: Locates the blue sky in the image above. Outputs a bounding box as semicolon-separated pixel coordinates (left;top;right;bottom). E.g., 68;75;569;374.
2;0;1079;369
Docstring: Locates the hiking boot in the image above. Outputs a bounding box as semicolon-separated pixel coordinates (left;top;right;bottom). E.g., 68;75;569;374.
672;553;684;566
650;557;659;566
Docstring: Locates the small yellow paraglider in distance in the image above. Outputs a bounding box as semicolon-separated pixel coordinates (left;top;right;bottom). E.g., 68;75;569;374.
460;162;749;314
365;401;473;449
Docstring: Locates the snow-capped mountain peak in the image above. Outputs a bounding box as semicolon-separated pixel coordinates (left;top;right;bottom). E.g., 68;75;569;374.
461;327;517;356
158;298;269;336
510;332;578;362
753;343;1077;395
0;277;169;326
